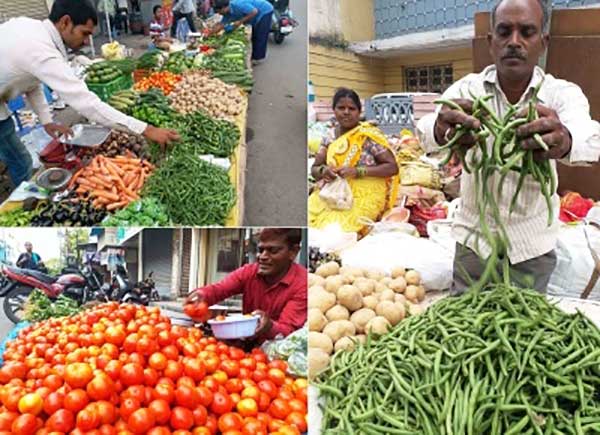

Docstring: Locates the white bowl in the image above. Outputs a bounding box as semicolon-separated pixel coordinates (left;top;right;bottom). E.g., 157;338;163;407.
208;314;260;339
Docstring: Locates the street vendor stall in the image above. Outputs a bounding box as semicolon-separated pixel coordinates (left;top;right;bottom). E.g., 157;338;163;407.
0;27;253;227
0;301;308;434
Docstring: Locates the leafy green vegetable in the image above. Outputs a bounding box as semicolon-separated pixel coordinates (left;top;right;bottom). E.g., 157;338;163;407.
24;289;81;322
101;197;170;227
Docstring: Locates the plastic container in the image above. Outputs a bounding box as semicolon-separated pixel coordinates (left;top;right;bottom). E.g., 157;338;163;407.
87;74;134;102
208;314;260;339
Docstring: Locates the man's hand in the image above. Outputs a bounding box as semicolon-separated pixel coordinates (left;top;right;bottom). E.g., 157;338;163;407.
210;24;225;35
44;123;73;139
433;99;481;147
516;104;572;160
185;288;205;305
336;166;358;179
143;125;180;148
252;310;272;337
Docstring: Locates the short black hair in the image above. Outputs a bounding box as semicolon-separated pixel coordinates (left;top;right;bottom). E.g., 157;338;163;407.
490;0;548;32
153;5;162;15
49;0;98;26
213;0;230;11
259;228;302;249
332;87;361;112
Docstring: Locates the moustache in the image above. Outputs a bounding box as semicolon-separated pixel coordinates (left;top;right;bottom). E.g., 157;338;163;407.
503;51;526;60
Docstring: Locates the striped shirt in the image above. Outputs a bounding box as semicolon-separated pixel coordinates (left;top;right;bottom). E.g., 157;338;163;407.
417;65;600;264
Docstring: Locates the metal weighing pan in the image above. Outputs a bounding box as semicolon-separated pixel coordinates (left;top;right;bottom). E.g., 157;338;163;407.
60;124;111;148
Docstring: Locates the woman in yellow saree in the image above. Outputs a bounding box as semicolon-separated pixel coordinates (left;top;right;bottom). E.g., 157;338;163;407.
309;88;399;236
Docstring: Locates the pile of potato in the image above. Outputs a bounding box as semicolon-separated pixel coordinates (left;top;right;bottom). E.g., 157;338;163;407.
168;71;245;122
308;262;426;378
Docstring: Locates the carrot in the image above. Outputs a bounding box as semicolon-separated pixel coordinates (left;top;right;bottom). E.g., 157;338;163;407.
75;187;87;194
90;176;113;189
123;172;136;185
91;190;120;202
135;172;146;191
68;168;84;189
106;201;129;211
105;160;125;177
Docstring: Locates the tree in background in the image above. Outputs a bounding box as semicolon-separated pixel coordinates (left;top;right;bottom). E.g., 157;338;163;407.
58;229;90;268
44;258;62;276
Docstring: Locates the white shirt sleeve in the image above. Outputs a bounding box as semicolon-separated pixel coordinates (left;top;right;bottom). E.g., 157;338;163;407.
24;45;147;135
24;84;52;125
553;81;600;166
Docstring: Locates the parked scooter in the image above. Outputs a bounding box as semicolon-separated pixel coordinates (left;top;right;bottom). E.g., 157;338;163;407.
107;264;149;305
0;259;109;323
268;0;297;44
137;271;160;302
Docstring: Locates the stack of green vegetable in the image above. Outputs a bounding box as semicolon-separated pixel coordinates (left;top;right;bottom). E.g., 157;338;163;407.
131;89;178;127
204;26;248;48
170;111;240;157
164;51;195;74
0;208;34;227
104;58;137;75
23;290;81;322
108;89;139;114
142;149;235;225
136;51;164;70
101;197;170;227
85;62;123;84
200;38;253;91
316;284;600;434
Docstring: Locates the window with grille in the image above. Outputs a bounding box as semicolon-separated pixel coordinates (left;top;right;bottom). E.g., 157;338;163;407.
405;65;453;93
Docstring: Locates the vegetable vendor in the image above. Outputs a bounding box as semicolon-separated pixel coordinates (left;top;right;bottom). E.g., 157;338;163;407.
417;0;600;292
211;0;274;64
308;87;400;236
186;228;307;345
0;0;180;187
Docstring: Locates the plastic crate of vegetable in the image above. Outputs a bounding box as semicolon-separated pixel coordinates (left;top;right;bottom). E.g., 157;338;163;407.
87;74;134;102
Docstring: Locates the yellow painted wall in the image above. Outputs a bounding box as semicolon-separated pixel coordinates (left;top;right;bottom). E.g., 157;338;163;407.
383;48;474;92
309;44;386;101
340;0;375;42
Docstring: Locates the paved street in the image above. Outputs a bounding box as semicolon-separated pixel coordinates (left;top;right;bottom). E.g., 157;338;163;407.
0;299;15;342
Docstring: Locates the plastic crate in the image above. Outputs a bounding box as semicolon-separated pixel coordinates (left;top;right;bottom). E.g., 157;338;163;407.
87;74;134;102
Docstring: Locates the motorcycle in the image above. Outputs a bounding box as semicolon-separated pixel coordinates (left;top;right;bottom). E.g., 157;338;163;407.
137;271;160;302
268;0;297;44
107;264;149;306
0;260;108;324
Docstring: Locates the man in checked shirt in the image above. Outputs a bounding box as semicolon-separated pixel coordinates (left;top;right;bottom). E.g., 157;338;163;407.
417;0;600;292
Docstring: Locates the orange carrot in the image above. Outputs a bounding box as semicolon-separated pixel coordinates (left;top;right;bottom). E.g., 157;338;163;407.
91;190;120;202
89;176;113;189
106;201;129;211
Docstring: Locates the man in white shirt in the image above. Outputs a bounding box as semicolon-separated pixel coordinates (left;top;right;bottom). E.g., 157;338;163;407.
171;0;197;37
417;0;600;292
0;0;179;186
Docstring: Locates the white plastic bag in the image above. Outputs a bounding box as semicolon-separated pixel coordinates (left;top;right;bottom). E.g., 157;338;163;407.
308;224;357;253
340;232;454;290
319;177;353;210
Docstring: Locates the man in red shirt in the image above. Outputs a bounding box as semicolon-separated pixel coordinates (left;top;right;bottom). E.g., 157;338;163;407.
186;228;307;343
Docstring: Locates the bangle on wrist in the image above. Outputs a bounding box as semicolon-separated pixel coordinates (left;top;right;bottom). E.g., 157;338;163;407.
356;166;367;177
317;165;326;176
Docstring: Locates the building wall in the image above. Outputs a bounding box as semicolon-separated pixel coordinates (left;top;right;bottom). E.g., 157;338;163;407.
309;44;386;101
383;47;473;92
310;45;473;100
310;0;375;42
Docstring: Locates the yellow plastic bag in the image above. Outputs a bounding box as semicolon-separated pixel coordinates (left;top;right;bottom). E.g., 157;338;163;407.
308;137;321;154
319;177;353;210
399;162;441;190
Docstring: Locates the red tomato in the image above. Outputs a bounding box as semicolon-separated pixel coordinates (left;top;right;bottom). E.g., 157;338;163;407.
64;363;93;389
237;397;258;418
119;397;141;421
258;380;278;399
11;413;38;435
120;363;144;387
148;353;168;371
218;412;244;432
149;399;171;425
210;391;233;415
267;368;286;386
175;385;199;409
285;411;307;432
43;391;64;415
220;361;240;378
87;375;114;401
76;406;100;431
0;411;17;431
154;383;175;404
268;398;292;420
96;400;117;425
170;406;194;430
46;409;75;432
64;389;89;413
196;386;214;407
127;408;155;434
183;358;206;382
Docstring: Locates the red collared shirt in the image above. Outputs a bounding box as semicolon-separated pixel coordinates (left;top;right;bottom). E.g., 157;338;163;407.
200;262;307;340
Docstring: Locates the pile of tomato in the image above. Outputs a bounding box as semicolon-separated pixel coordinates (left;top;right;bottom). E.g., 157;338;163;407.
134;72;182;95
0;302;307;435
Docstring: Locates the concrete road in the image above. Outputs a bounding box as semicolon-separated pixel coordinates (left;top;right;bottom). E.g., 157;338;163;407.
243;0;308;227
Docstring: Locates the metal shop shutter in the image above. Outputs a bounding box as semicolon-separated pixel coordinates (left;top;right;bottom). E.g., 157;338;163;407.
0;0;49;21
180;229;192;296
143;229;173;297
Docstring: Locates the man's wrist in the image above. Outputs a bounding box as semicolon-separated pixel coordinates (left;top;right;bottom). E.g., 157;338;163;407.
560;128;573;159
433;118;445;145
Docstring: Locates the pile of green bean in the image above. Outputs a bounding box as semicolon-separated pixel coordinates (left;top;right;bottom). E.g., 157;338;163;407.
141;149;235;226
316;284;600;434
436;82;556;227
